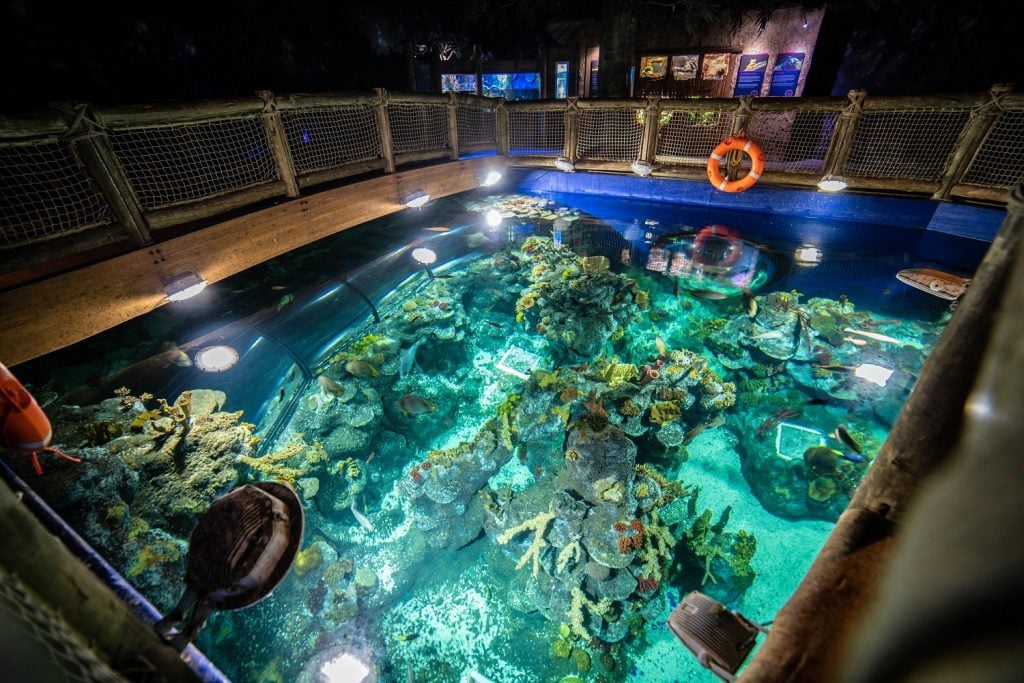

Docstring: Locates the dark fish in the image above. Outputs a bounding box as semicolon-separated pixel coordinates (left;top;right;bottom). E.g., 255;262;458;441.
839;451;866;463
484;321;502;329
691;289;728;300
278;388;285;402
396;393;436;417
397;633;418;642
270;285;287;291
318;375;345;394
742;287;758;319
434;274;455;279
345;359;379;378
834;424;863;454
806;397;832;406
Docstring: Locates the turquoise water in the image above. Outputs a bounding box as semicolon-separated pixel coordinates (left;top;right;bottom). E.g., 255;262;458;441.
9;185;988;683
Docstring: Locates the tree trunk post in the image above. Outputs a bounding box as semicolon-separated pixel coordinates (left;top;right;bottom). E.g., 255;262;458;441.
56;103;151;246
496;99;510;157
932;83;1014;200
822;89;867;179
375;88;396;174
448;92;460;160
256;90;300;198
564;97;579;163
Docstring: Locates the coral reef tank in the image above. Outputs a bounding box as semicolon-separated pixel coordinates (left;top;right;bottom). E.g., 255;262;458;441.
8;172;995;682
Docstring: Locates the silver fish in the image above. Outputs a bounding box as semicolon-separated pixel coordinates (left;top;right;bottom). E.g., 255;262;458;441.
750;331;783;340
350;501;374;532
318;375;344;394
843;327;917;347
400;338;425;379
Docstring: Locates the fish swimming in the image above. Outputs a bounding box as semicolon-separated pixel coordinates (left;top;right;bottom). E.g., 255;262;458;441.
318;375;344;394
655;335;667;356
839;451;866;463
396;393;436;417
843;327;908;345
843;336;868;346
425;226;449;232
400;338;426;379
750;331;784;340
690;289;728;300
742;287;758;319
350;501;374;532
345;359;379;378
276;294;294;311
895;268;969;301
834;424;863;454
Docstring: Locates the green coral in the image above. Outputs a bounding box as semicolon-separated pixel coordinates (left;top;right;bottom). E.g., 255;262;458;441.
84;420;124;446
126;538;181;577
571;648;592;672
729;531;757;577
551;639;572;658
348;333;387;357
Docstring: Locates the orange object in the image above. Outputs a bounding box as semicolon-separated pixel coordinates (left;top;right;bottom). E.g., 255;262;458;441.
706;136;765;192
0;362;80;476
693;224;742;268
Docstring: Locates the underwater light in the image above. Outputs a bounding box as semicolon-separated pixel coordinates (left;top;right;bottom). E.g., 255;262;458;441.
402;189;430;208
855;363;894;387
554;156;576;173
194;345;239;372
412;247;437;279
320;652;371;682
817;175;848;192
794;245;822;266
485;209;502;227
631;160;654;177
481;170;502;187
163;271;207;302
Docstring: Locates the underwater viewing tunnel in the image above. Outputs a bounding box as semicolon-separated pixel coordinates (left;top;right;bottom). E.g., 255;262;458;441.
1;87;1024;683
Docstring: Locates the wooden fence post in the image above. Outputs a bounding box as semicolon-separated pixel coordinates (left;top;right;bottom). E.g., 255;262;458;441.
375;88;396;173
564;97;579;162
55;103;151;246
727;96;755;180
638;96;661;164
932;83;1014;200
257;90;300;198
822;89;867;179
495;99;510;156
448;92;460;160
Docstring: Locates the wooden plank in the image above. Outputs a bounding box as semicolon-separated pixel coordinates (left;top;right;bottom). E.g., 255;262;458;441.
0;111;67;138
0;158;492;366
273;91;379;109
94;98;265;128
145;181;288;230
950;184;1010;204
295;159;387;189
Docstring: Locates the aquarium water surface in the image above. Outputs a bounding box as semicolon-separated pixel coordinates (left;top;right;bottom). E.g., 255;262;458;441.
9;177;995;683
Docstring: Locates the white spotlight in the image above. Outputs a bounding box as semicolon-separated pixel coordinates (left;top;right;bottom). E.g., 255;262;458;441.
481;170;502;187
554;157;575;173
164;272;207;302
195;345;239;372
631;160;654;177
320;652;372;683
854;363;894;387
412;246;437;279
794;245;822;266
485;209;502;227
403;190;430;208
817;175;848;192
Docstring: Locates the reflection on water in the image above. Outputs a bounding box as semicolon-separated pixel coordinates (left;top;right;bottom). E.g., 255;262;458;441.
10;191;981;683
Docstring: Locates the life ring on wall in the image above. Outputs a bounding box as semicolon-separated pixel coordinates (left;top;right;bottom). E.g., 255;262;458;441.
693;224;742;268
706;136;765;192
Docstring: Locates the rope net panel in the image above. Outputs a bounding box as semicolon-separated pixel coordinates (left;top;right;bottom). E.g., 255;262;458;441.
577;109;644;162
0;567;127;682
747;110;838;175
842;108;970;181
456;105;497;147
654;110;735;166
109;117;278;210
0;139;112;248
281;106;381;175
509;109;565;156
387;103;449;154
962;110;1024;188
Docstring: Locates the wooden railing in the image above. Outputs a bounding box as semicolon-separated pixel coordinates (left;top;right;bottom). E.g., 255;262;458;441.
2;85;1022;273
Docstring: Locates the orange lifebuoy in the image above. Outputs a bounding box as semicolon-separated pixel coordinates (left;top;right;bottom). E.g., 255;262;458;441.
707;137;765;192
1;362;80;475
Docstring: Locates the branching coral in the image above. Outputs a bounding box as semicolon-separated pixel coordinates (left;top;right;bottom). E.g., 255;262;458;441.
237;441;306;484
556;540;582;573
649;401;681;426
567;586;612;641
497;506;556;578
637;508;675;582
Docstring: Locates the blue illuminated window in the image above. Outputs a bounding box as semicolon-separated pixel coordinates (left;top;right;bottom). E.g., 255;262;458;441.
555;62;569;99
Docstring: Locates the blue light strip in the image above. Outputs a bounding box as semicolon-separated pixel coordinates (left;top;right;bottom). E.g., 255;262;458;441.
0;460;231;683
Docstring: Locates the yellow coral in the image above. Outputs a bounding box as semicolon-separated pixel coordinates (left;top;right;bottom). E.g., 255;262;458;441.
567;586;612;641
597;360;638;388
497;506;556;578
638;508;676;581
237;440;307;484
556;540;581;573
649;401;681;425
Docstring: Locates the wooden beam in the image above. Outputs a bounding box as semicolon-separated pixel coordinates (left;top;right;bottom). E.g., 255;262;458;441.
0;158;492;367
